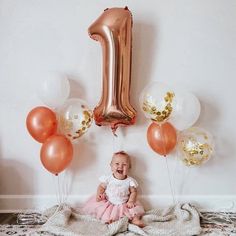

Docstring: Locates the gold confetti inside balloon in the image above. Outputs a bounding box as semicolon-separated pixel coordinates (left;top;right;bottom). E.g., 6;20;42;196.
57;98;93;142
178;127;214;167
139;82;176;123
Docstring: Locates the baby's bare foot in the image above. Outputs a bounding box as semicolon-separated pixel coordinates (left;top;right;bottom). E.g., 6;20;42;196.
131;217;145;228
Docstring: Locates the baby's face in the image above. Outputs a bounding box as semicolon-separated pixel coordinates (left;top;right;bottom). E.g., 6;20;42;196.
111;154;130;180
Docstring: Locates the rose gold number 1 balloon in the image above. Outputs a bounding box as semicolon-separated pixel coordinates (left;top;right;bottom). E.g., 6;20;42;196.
88;7;136;135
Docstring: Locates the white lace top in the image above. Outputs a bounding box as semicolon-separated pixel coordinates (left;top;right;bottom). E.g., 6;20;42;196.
99;174;138;205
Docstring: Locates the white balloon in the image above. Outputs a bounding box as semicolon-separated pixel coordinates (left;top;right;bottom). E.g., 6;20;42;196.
169;91;201;130
38;74;70;108
57;98;93;142
139;81;177;123
177;127;214;167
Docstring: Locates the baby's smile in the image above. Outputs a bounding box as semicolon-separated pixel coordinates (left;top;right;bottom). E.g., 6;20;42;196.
117;169;123;174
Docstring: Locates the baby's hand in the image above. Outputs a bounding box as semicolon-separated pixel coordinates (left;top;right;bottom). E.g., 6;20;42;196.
96;193;106;202
127;201;135;208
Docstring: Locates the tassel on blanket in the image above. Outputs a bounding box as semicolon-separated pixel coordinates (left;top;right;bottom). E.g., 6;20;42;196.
200;211;236;234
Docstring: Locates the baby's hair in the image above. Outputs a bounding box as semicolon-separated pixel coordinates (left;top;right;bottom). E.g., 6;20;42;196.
113;151;129;157
112;151;131;168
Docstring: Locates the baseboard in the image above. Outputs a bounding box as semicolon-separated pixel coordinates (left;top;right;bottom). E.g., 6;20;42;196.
0;194;235;213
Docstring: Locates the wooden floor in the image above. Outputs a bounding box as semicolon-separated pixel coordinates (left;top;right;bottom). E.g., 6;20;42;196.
0;213;17;224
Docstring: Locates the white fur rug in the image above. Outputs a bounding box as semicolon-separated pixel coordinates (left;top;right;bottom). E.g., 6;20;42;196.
29;203;201;236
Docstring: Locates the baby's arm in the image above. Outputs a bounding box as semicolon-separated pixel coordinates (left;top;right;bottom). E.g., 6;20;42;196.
96;183;106;202
127;187;137;208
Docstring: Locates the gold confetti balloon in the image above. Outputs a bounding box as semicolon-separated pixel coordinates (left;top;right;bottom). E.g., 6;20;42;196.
57;98;93;142
139;82;176;123
178;127;214;167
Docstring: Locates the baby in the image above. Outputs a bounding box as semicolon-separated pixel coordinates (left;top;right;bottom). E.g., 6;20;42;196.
82;151;145;227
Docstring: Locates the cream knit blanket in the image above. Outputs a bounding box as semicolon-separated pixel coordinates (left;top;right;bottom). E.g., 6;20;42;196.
31;203;201;236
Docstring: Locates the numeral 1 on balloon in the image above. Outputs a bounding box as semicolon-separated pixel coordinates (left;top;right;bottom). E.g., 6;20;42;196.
88;7;136;135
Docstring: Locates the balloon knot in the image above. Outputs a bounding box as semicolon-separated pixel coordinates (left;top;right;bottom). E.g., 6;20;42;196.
124;6;129;10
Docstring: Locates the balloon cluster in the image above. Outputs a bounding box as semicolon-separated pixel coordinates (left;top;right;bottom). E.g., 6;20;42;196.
26;75;93;175
140;82;214;167
26;7;214;173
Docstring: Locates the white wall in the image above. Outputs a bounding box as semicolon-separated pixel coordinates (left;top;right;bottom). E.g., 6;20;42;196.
0;0;236;212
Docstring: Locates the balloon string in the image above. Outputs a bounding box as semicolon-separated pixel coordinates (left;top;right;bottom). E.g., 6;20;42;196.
60;172;67;204
53;175;60;206
57;175;60;205
113;134;118;152
65;174;69;203
61;172;65;203
57;175;62;205
165;158;176;205
62;171;69;203
113;134;115;153
173;153;178;203
160;123;167;157
180;165;190;196
64;172;68;203
159;123;176;205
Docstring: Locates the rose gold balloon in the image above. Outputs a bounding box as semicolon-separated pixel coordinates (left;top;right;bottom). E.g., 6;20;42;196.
26;106;57;143
40;134;73;175
88;7;136;135
147;122;177;156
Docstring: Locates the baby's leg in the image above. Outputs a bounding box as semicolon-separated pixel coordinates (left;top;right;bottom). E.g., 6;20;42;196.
131;215;145;228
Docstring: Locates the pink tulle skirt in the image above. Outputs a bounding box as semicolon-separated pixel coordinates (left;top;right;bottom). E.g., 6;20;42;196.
82;195;145;223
